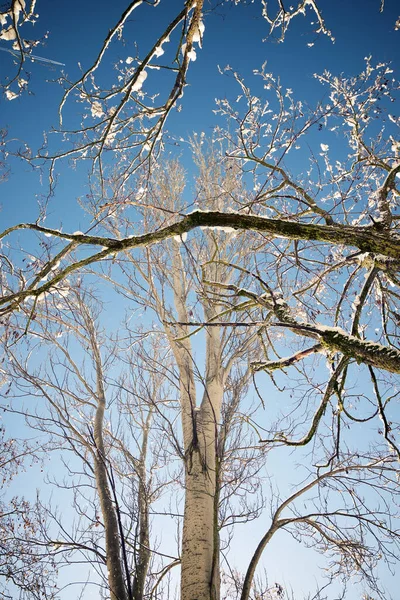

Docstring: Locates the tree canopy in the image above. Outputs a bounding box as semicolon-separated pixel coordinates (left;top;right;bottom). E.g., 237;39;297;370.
1;2;400;600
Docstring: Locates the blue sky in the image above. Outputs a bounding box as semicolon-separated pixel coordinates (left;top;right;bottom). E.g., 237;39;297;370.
1;0;399;231
2;0;398;317
1;1;397;483
1;1;400;599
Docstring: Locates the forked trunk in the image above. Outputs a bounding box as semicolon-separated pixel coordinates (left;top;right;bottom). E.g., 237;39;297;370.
170;241;224;600
85;307;128;600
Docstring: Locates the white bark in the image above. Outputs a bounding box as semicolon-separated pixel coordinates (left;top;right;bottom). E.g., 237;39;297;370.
181;375;223;600
170;241;223;600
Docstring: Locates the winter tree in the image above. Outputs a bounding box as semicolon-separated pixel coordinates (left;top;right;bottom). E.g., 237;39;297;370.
1;1;400;600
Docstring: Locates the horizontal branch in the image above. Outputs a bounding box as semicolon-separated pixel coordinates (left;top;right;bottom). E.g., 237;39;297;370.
1;210;400;315
252;344;323;372
272;322;400;374
2;210;400;258
166;318;400;375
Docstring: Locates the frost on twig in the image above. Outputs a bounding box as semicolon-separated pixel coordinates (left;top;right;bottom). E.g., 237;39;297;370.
0;0;44;96
48;0;206;194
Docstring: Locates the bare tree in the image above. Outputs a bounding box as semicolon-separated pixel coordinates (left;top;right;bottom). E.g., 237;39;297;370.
1;284;181;599
239;454;400;600
79;132;399;598
93;147;268;600
1;7;400;600
0;418;58;599
2;60;398;372
38;0;335;188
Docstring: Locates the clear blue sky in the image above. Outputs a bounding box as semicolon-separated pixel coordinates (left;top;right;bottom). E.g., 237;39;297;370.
1;1;399;599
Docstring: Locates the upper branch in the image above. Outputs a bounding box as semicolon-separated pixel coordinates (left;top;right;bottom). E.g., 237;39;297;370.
1;210;400;317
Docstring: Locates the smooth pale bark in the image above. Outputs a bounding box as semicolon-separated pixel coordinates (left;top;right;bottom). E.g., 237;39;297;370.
170;243;223;600
181;376;223;600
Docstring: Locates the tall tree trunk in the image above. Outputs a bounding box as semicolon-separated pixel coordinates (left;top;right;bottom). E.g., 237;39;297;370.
94;454;128;600
168;241;223;600
132;410;152;600
170;246;223;598
85;308;128;600
181;377;222;600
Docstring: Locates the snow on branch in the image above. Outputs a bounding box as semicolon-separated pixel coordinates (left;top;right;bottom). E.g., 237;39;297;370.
1;209;400;319
252;344;323;372
1;0;41;95
267;321;400;374
51;0;205;189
